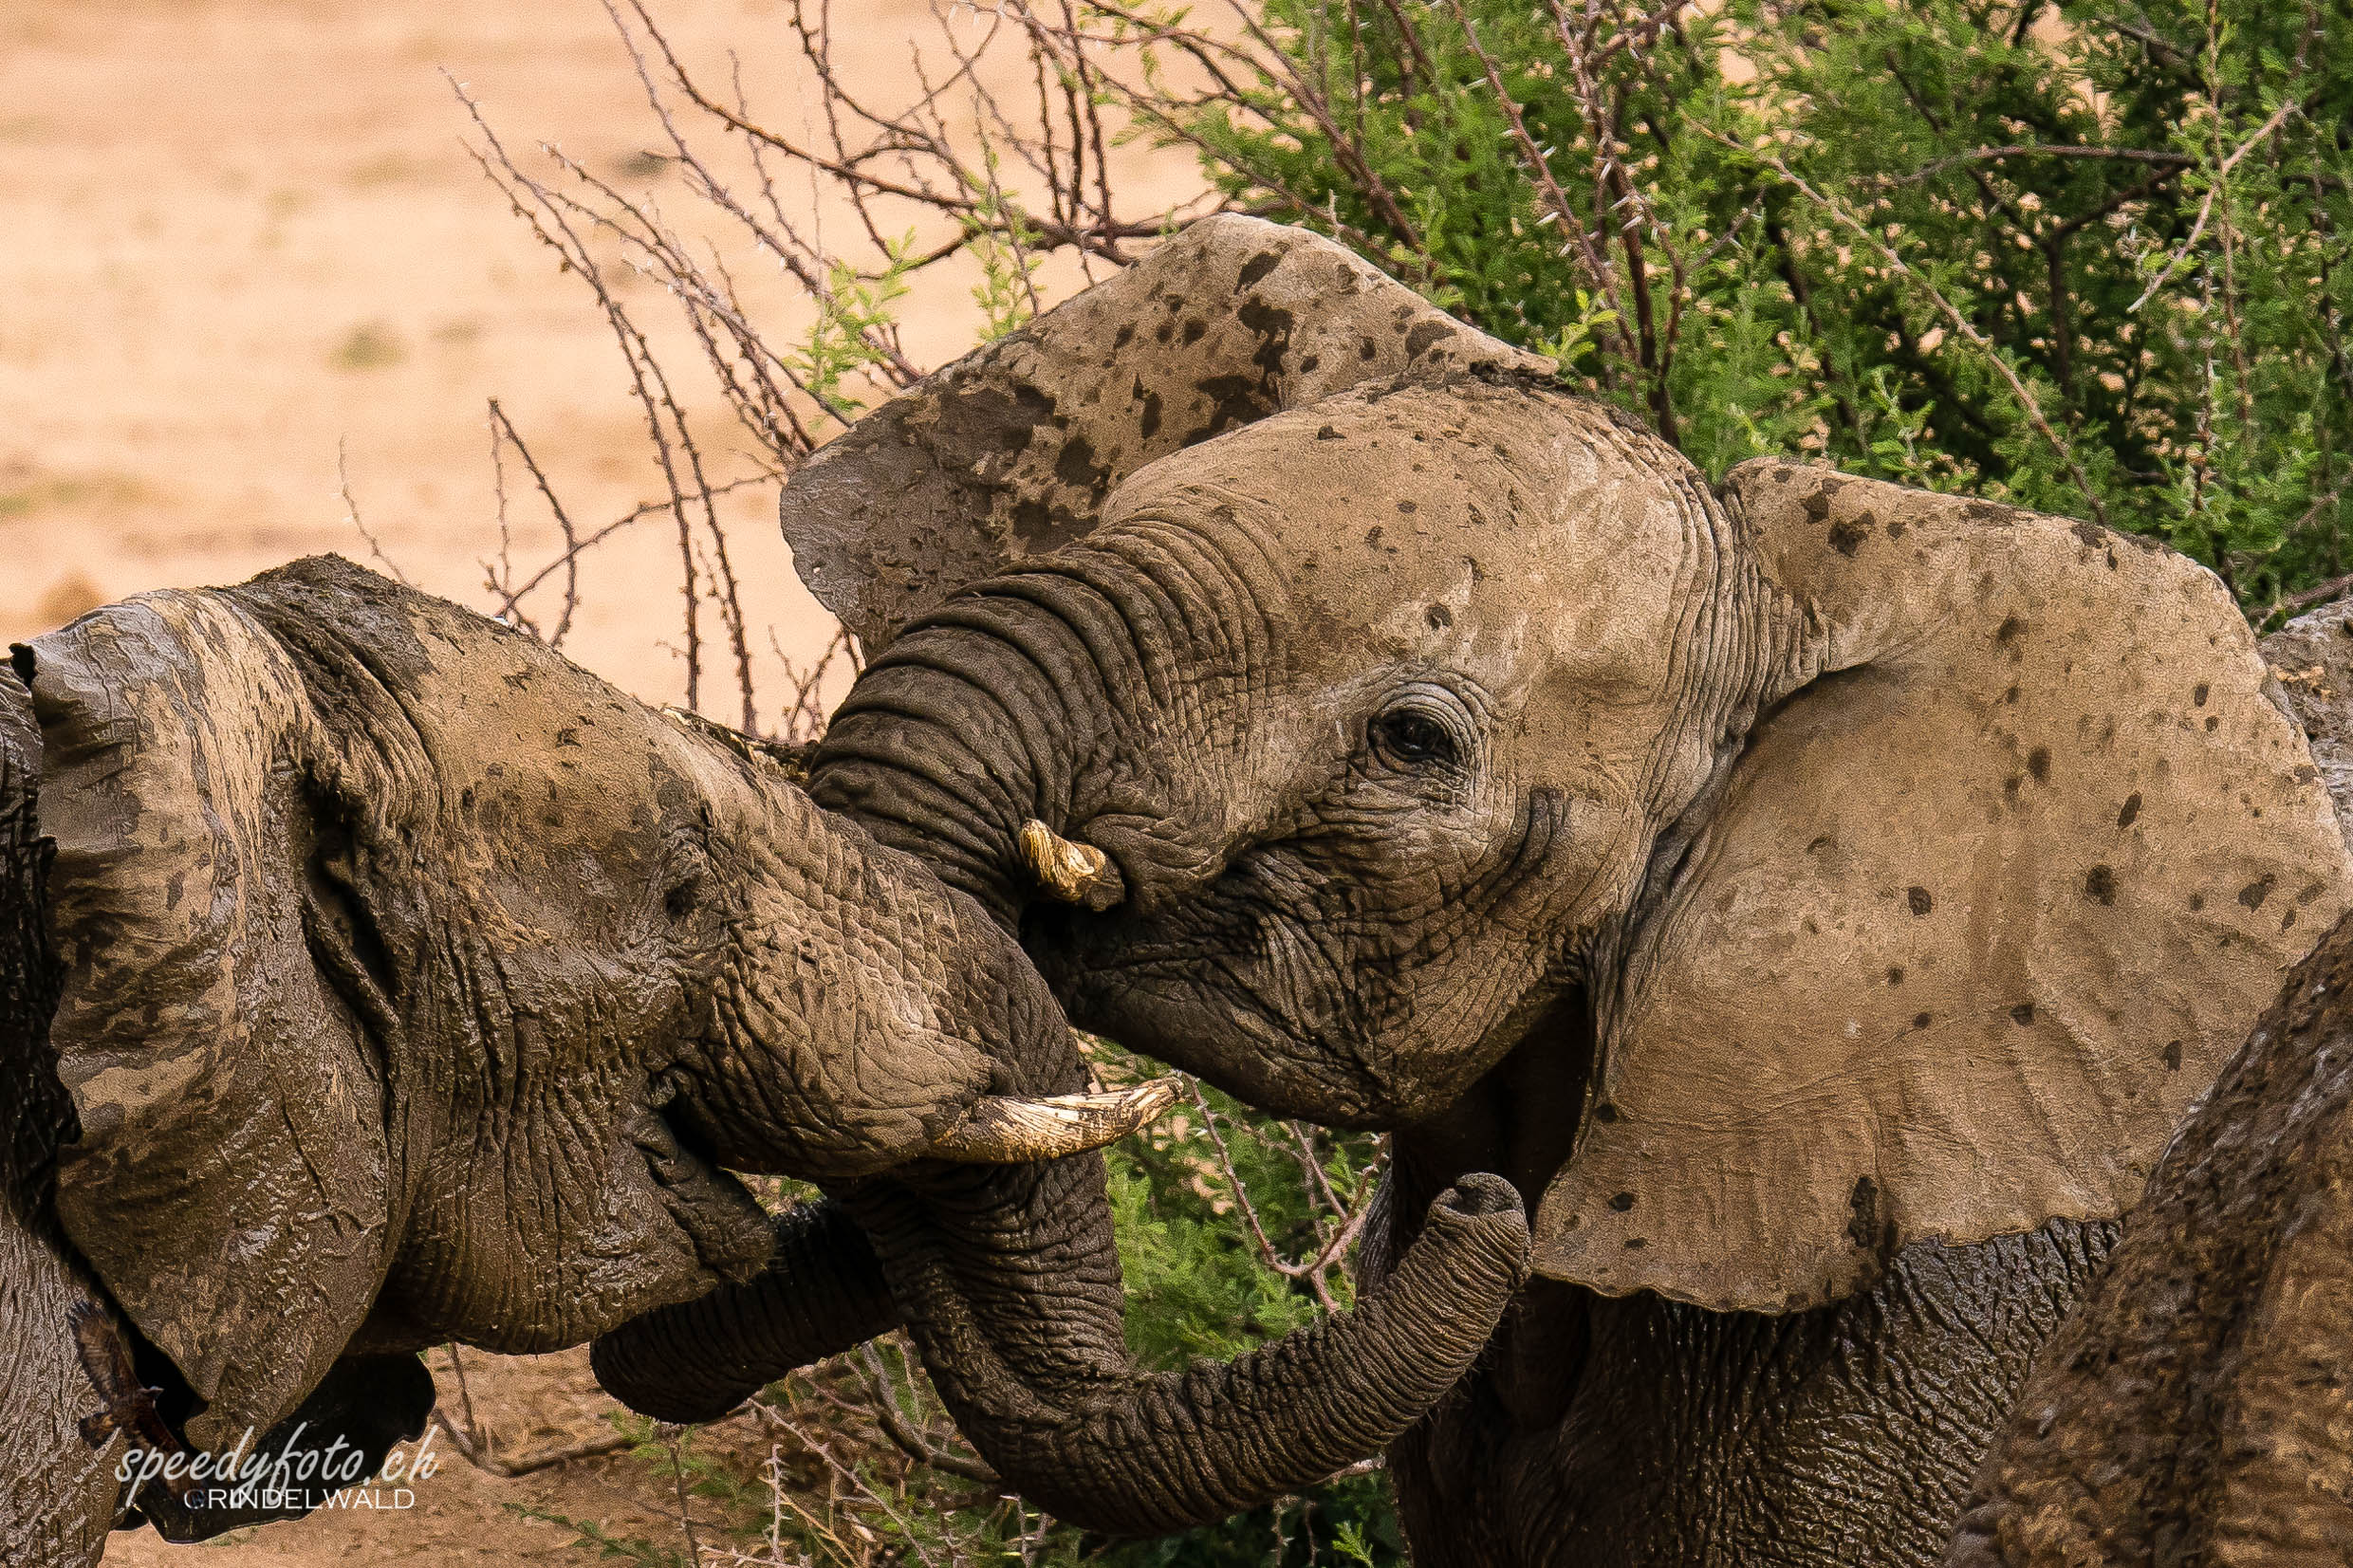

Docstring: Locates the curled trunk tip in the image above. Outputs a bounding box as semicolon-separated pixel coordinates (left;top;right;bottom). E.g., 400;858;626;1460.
927;1079;1180;1164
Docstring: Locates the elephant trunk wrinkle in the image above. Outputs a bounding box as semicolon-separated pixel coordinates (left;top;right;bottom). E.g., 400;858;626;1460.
811;540;1259;930
859;1161;1530;1537
590;1199;899;1425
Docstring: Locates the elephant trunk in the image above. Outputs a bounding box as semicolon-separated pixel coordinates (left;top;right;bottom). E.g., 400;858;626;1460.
810;539;1257;924
845;1157;1530;1537
591;1200;899;1424
811;601;1079;921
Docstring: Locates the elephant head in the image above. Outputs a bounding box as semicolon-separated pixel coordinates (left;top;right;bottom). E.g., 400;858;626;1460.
778;214;2350;1328
9;554;1527;1544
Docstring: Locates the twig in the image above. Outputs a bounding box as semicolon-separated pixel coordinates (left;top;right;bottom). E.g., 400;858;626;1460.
484;400;585;649
665;1429;709;1566
2128;92;2306;313
1705;120;2112;526
853;1344;1002;1485
433;1345;638;1479
337;439;414;587
1886;143;2195;184
433;1413;634;1478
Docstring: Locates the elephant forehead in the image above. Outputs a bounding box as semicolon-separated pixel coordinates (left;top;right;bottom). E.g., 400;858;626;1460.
1105;387;1705;700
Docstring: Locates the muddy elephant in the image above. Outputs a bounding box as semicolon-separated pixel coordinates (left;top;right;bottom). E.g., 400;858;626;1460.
598;216;2353;1563
0;556;1529;1565
1947;599;2353;1568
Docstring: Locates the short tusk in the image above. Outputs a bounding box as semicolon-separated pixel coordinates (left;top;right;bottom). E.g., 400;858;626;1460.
927;1079;1181;1163
1018;820;1125;910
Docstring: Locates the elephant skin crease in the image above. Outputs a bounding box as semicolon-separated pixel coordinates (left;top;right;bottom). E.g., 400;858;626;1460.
591;1198;900;1425
1949;902;2353;1568
2;556;1096;1546
0;662;120;1568
783;214;2353;1560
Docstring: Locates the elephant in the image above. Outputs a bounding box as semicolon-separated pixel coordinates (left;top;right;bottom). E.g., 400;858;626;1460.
595;215;2353;1564
1946;599;2353;1568
0;553;1530;1564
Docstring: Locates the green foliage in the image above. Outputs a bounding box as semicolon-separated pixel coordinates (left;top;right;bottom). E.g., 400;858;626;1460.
964;146;1050;341
792;239;919;419
1134;0;2353;619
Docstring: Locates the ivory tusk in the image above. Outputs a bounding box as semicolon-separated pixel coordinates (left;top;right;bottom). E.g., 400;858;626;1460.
926;1079;1181;1163
1018;820;1125;909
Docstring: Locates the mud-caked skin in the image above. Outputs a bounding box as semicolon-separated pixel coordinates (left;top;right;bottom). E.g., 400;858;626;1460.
659;214;2353;1563
1;555;1530;1560
0;668;118;1568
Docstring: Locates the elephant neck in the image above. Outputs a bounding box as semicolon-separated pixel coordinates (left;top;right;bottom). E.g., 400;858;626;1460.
1391;985;1594;1223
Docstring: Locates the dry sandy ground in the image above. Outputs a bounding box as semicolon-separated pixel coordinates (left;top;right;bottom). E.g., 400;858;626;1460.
0;0;1204;1560
1;0;1203;709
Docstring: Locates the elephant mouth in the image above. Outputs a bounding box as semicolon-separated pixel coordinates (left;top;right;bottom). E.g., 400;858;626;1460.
632;1085;776;1287
1022;879;1597;1157
1023;898;1402;1127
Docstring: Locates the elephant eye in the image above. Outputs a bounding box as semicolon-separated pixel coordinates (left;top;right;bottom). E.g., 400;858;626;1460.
1370;704;1461;770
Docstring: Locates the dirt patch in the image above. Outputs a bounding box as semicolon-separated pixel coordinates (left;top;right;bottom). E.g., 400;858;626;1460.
102;1349;739;1566
0;0;1203;715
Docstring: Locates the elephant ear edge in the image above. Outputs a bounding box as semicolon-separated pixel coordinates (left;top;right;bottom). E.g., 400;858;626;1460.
778;213;1552;650
1533;462;2353;1312
24;591;395;1447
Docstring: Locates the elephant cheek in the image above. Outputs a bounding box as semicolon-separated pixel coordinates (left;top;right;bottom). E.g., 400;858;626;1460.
390;1098;774;1354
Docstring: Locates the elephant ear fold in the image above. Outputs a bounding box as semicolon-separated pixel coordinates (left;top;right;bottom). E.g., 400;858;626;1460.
1533;462;2353;1313
778;213;1551;649
24;592;393;1447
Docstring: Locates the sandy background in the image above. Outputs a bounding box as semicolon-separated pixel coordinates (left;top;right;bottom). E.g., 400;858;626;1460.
2;0;1203;712
0;0;1203;1559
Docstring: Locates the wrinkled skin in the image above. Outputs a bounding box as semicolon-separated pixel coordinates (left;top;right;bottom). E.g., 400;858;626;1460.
1374;1055;2122;1565
1948;603;2353;1568
634;216;2350;1564
0;665;117;1566
0;556;1528;1560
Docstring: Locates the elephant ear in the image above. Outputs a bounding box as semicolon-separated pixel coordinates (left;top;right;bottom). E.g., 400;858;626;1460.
778;213;1551;648
23;593;393;1447
1534;463;2353;1313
